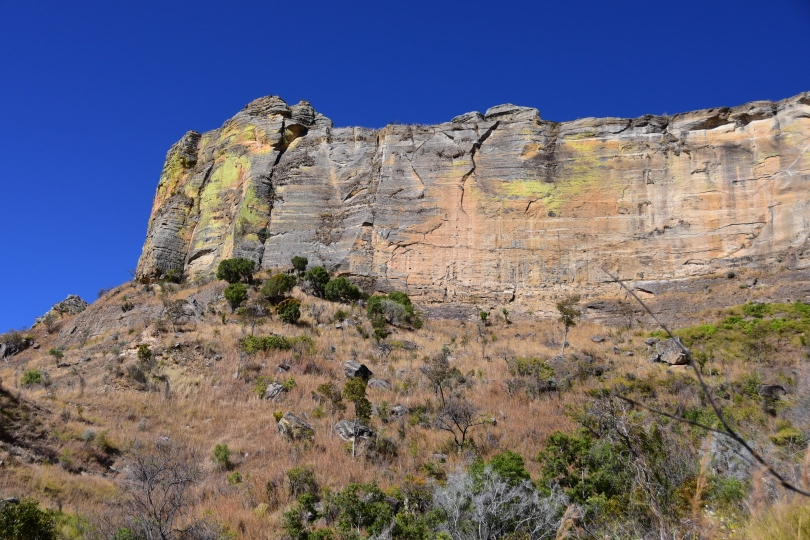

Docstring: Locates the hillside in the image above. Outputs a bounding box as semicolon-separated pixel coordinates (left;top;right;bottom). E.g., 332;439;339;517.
2;262;810;539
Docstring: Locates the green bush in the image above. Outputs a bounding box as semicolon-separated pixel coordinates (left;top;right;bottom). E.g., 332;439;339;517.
276;298;301;324
47;347;64;360
287;465;319;498
242;335;293;353
305;266;330;298
0;498;56;540
213;443;231;469
386;291;412;307
224;283;248;312
291;256;308;275
742;302;770;319
216;258;256;284
241;334;314;355
227;471;243;485
21;370;44;387
367;291;420;329
262;273;297;303
137;344;152;363
324;277;361;303
507;357;554;379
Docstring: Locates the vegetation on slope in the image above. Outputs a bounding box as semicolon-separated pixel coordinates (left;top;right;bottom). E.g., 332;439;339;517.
0;264;808;539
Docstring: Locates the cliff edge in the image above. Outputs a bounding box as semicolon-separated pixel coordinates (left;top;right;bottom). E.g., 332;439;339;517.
136;92;810;310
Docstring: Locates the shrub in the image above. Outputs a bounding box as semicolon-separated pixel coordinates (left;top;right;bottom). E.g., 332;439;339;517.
47;347;64;361
287;465;319;499
276;298;301;324
305;266;330;298
213;443;231;469
0;498;56;540
216;258;256;284
21;370;44;387
386;291;412;307
324;277;361;303
262;273;297;303
380;299;409;325
137;344;152;364
507;357;554;379
241;334;314;355
161;268;183;284
291;256;308;274
227;471;243;485
224;283;248;312
742;302;770;319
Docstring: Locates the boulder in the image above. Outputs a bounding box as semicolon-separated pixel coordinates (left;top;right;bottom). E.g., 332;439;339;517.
344;360;373;380
591;336;606;343
391;405;409;418
759;384;787;399
263;382;285;400
656;338;688;365
644;337;660;347
334;419;374;441
367;378;392;390
277;413;314;441
0;337;33;358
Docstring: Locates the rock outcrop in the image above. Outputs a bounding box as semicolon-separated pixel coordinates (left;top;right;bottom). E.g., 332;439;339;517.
137;92;810;312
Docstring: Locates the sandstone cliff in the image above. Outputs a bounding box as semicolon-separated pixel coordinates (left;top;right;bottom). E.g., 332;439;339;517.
136;92;810;311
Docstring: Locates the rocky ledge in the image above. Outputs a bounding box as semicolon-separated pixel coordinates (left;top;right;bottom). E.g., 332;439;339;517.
136;92;810;312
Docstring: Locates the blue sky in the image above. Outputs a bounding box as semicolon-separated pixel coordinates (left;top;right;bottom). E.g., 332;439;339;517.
1;0;809;331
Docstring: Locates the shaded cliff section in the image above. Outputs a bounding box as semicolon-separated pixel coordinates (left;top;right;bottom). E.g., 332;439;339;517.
136;92;810;310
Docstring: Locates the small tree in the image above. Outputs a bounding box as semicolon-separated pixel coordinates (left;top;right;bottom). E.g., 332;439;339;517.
421;345;452;406
216;258;256;284
291;256;308;275
324;277;361;303
304;266;330;298
435;397;487;455
262;274;297;303
0;498;56;540
224;283;248;312
556;294;581;356
117;440;201;540
276;298;301;324
344;377;372;458
316;382;346;435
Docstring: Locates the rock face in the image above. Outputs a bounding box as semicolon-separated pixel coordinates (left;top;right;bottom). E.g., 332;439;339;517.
35;295;89;326
137;92;810;311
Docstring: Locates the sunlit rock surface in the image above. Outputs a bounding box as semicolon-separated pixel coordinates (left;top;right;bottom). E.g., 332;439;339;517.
137;92;810;311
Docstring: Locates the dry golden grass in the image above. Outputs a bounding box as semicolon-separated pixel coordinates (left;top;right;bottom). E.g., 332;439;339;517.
1;276;807;539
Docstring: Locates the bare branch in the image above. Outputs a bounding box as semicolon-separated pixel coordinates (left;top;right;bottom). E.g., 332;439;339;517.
602;266;810;498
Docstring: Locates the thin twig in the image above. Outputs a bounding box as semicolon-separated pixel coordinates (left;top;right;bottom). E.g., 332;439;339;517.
602;267;810;498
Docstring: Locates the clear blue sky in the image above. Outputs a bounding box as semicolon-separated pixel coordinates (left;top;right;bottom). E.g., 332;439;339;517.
2;0;809;331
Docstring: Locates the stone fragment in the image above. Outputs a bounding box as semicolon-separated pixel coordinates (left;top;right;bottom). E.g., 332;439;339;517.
644;337;660;347
656;338;688;365
334;419;374;441
344;360;373;380
391;405;409;418
263;382;285;400
591;336;606;343
277;412;314;441
367;378;392;390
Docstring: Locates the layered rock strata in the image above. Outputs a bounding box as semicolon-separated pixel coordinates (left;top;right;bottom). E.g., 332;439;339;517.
137;92;810;311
